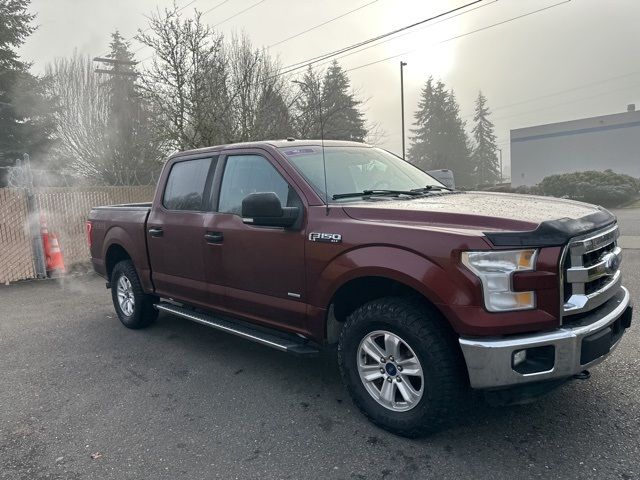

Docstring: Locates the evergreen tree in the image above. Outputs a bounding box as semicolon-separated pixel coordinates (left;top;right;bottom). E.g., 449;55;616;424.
293;66;323;138
100;31;160;184
253;85;293;140
321;60;367;141
408;77;473;187
104;32;136;165
471;90;500;184
0;0;54;176
293;61;367;141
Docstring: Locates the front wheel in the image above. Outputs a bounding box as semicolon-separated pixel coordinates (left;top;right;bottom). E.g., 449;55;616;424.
337;297;468;437
110;260;158;329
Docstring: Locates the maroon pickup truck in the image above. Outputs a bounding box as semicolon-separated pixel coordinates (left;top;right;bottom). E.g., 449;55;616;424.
88;139;632;437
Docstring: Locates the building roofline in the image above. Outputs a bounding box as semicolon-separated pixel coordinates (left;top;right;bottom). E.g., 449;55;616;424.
510;109;640;140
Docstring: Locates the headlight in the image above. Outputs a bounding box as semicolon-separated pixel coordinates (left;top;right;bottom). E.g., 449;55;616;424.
461;249;537;312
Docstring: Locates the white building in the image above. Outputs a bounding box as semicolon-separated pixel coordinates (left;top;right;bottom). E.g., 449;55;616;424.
510;108;640;187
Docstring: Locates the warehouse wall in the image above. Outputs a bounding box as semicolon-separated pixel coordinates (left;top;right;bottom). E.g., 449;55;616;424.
510;110;640;186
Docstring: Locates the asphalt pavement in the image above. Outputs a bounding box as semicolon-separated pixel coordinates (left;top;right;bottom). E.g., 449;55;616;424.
1;222;639;479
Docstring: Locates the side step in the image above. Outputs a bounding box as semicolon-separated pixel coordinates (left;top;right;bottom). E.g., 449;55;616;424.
154;302;319;357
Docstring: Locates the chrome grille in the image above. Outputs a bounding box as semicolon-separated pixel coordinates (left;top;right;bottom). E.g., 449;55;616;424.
562;224;622;319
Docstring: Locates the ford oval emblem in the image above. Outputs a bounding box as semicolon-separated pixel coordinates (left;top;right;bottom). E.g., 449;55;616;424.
602;252;620;275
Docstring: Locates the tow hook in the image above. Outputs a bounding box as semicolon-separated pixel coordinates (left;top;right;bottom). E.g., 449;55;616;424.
573;370;591;380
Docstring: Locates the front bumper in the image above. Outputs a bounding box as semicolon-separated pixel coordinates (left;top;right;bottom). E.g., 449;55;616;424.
459;286;632;389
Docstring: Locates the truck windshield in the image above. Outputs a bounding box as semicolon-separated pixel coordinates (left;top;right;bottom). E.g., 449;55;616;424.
278;146;445;202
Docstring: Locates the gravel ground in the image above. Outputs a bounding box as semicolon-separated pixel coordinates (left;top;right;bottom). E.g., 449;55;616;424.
1;242;638;479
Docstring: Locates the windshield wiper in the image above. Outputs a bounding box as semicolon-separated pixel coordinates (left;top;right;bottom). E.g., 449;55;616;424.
410;185;453;193
332;189;426;200
332;186;453;200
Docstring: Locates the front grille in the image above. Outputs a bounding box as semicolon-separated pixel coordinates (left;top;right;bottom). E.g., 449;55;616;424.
561;224;622;321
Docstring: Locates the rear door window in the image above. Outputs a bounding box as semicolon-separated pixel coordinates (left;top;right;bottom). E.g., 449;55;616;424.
163;158;213;211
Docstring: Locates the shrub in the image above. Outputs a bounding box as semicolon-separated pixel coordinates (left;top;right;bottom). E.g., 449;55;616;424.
475;184;542;195
538;170;640;207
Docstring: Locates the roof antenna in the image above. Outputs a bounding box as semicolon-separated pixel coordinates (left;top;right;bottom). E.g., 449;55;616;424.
316;80;330;216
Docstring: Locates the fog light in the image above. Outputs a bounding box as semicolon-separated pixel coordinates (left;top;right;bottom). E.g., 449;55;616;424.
512;345;555;375
512;349;527;367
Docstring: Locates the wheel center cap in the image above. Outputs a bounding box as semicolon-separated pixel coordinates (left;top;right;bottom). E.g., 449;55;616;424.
385;363;397;376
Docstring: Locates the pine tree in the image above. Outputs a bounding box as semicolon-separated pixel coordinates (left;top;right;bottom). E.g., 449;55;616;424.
100;31;160;184
0;0;54;176
320;60;367;141
293;66;323;138
253;85;294;140
408;77;473;186
471;91;500;185
293;62;367;141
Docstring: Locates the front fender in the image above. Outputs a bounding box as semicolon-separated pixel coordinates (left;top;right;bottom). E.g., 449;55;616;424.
311;246;475;315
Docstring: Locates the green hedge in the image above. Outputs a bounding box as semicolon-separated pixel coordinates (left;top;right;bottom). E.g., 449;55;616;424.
539;170;640;207
474;170;640;208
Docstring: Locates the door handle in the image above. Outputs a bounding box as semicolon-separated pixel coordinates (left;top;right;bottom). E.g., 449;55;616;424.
204;232;223;244
148;227;164;237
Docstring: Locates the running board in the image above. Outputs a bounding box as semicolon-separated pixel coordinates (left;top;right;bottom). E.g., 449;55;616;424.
154;302;319;356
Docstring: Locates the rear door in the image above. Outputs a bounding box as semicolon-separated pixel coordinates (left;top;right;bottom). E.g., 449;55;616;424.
202;149;308;332
147;155;218;306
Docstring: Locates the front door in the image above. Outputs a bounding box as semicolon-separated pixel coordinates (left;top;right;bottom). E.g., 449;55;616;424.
202;151;308;333
147;156;217;306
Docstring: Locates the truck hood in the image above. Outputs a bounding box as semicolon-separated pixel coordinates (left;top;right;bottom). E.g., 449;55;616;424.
341;191;615;246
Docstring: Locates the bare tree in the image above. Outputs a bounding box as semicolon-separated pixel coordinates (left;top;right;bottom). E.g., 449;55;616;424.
137;8;231;150
226;33;293;141
46;52;110;177
137;8;295;149
47;42;163;185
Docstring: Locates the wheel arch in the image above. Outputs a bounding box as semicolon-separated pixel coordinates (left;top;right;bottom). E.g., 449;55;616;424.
326;275;447;343
105;243;132;280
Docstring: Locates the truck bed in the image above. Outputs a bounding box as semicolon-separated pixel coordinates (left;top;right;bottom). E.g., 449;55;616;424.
88;204;152;286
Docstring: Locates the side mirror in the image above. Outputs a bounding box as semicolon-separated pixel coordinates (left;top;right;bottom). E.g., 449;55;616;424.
427;169;456;189
241;192;299;228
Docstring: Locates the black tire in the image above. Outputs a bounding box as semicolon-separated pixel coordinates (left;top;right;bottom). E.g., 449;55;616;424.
110;260;158;329
337;297;468;437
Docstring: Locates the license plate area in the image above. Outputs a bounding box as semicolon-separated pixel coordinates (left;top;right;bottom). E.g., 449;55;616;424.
580;305;632;365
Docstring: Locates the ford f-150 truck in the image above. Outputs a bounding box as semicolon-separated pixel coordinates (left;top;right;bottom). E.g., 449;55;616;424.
88;139;633;437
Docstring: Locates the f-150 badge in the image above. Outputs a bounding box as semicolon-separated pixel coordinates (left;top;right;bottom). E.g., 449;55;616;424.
309;232;342;243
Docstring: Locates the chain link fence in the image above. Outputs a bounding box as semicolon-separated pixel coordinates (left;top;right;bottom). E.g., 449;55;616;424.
0;189;36;284
0;185;156;283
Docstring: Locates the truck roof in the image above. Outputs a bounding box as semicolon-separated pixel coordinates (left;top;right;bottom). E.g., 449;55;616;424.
170;139;372;159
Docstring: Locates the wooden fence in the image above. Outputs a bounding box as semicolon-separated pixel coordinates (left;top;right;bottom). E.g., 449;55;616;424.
0;185;156;284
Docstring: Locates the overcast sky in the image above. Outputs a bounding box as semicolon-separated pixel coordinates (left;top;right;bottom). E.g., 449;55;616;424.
19;0;640;176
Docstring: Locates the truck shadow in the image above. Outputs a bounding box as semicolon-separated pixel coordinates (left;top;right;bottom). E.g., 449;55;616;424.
150;311;627;437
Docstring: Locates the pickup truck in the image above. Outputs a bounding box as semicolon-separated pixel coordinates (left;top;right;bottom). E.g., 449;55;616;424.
88;139;633;437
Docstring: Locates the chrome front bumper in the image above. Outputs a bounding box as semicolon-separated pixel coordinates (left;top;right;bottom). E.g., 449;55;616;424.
459;286;632;389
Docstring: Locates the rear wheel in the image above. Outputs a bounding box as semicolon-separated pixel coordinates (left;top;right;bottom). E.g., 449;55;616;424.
338;297;468;437
110;260;158;329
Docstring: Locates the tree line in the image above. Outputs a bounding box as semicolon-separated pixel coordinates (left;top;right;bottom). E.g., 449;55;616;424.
0;0;501;188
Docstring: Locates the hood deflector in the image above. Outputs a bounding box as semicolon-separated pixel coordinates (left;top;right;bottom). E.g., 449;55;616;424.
484;209;616;247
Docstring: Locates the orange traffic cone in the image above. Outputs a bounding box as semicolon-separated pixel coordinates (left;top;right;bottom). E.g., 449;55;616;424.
40;214;66;277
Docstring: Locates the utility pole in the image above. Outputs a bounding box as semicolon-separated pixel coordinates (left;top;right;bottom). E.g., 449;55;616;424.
498;148;503;183
93;57;138;77
400;61;407;159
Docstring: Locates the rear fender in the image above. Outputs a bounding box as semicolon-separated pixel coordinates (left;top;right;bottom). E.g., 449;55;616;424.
103;226;153;292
